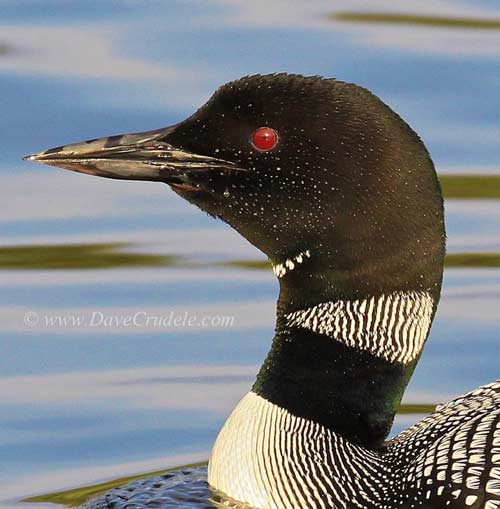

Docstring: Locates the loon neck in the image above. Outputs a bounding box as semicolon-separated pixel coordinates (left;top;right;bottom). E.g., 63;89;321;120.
253;262;438;448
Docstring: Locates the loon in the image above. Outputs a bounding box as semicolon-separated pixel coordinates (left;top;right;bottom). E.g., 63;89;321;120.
25;74;500;509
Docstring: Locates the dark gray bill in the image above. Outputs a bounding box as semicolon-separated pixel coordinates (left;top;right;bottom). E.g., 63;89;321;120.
23;126;243;182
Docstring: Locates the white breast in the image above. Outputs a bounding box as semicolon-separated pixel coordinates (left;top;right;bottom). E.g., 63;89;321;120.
208;392;277;508
208;391;387;509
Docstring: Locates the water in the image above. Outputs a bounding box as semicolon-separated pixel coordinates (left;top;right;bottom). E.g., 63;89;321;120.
1;1;500;507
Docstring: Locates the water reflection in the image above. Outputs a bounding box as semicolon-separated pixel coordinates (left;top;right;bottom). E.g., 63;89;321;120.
2;243;500;270
23;464;208;508
0;44;12;56
333;12;500;30
440;175;500;199
0;26;182;82
0;243;176;270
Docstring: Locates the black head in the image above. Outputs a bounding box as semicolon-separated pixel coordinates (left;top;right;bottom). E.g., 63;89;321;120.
25;73;447;448
25;73;446;305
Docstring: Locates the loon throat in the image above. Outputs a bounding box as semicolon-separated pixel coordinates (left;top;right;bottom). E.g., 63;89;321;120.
248;284;438;449
272;250;311;278
245;248;440;450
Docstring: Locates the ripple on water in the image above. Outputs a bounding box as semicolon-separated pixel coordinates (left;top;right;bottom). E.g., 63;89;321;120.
79;467;254;509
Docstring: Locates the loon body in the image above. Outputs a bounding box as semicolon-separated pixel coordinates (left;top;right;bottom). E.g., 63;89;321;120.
26;74;500;509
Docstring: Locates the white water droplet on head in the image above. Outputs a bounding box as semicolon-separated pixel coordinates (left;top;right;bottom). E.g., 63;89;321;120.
223;189;230;198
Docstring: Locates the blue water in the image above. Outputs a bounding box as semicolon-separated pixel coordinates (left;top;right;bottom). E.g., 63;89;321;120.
1;0;500;507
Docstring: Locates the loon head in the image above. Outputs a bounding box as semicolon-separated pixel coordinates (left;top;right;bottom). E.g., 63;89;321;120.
25;73;445;302
25;73;446;447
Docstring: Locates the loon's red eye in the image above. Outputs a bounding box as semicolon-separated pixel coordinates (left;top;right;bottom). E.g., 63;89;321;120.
252;127;278;151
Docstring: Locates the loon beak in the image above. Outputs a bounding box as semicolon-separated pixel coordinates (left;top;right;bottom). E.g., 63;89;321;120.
23;126;242;183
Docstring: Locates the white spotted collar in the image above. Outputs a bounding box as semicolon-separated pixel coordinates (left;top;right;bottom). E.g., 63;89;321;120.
272;250;311;278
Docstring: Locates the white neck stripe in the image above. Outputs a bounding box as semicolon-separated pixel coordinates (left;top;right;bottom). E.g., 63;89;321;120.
284;291;434;364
